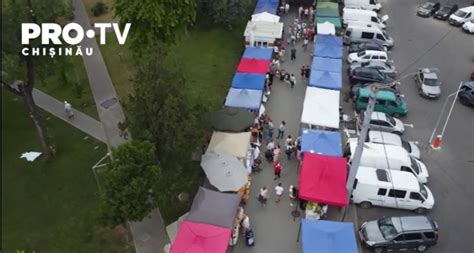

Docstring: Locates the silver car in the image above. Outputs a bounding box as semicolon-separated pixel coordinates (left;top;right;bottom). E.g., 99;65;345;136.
350;61;397;78
415;68;441;98
361;111;405;135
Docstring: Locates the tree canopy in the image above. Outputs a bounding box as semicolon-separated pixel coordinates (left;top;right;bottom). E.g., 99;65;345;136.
100;140;162;226
197;0;252;29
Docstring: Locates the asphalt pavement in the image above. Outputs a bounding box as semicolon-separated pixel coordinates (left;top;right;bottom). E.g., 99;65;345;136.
351;1;474;252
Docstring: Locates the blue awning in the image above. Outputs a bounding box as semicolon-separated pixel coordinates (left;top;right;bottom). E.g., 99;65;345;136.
301;219;358;253
313;44;343;59
243;47;273;60
231;73;266;90
311;57;342;73
309;70;342;90
300;128;343;157
225;88;263;110
314;35;343;48
254;0;279;14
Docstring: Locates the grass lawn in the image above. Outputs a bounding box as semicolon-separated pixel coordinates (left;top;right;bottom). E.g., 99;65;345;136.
35;56;99;119
82;0;117;24
1;92;131;253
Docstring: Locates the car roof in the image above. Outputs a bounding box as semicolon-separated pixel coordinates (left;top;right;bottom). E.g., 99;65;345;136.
462;81;474;89
358;87;397;100
370;111;388;121
423;71;438;79
368;131;402;146
355;166;419;190
391;216;435;232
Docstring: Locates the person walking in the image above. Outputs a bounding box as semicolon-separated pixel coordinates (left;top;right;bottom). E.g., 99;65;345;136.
117;120;129;139
267;119;274;140
277;121;286;139
241;215;251;234
303;37;309;52
305;66;310;80
300;66;305;79
285;135;294;160
289;185;298;206
285;3;290;14
273;143;281;162
280;47;286;62
298;6;304;18
258;187;269;207
291;48;296;61
274;183;284;203
273;160;282;180
290;74;296;88
64;101;74;119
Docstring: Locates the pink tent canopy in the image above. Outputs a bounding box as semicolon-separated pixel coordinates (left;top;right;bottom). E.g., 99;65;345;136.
171;220;231;253
236;58;270;74
298;153;348;207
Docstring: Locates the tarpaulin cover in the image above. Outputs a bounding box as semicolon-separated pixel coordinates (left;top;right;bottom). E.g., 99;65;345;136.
317;21;336;35
251;12;280;22
314;34;343;47
207;131;251;159
315;16;342;29
186;187;241;228
313;43;343;59
243;47;273;60
200;151;248;192
231;73;266;90
311;57;342;73
254;0;279;14
301;219;358;253
299;153;348;206
171;220;231;253
309;70;342;90
211;108;255;132
316;7;340;17
317;2;339;9
236;59;270;74
225;88;263;110
300;129;343;157
301;87;340;129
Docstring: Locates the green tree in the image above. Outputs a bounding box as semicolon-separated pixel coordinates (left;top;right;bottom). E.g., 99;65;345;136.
100;141;162;226
2;0;72;160
197;0;251;29
126;51;208;168
114;0;197;54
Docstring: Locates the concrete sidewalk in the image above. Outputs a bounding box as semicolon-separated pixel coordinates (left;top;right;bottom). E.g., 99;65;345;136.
33;89;107;143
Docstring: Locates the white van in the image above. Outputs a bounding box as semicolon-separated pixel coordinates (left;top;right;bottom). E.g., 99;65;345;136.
351;167;435;213
448;6;474;26
342;8;388;29
347;50;388;64
346;140;429;183
345;0;381;12
343;24;394;48
366;131;421;159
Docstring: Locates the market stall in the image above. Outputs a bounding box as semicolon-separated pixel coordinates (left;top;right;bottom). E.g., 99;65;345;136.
251;11;280;22
211;107;255;132
200;150;248;192
301;219;358;253
207;131;251;160
224;88;263;111
314;34;343;47
171;220;231;253
300;128;343;157
316;21;336;35
313;43;343;59
236;58;271;74
253;0;279;15
244;21;283;48
231;73;266;90
242;47;273;60
301;87;340;129
311;57;342;73
308;70;342;90
316;8;340;18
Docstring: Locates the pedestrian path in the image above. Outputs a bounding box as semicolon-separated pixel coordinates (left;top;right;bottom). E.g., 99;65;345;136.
32;89;107;143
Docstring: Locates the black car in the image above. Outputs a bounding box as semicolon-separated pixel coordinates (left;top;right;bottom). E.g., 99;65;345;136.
360;216;439;253
417;2;441;17
349;41;386;54
458;81;474;106
350;67;394;85
434;4;458;20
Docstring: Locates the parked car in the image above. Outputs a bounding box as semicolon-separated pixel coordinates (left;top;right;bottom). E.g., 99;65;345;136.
352;83;402;100
434;4;458;20
363;111;405;134
349;41;387;53
417;2;441;17
415;68;441;98
449;6;474;26
458;81;474;106
348;50;389;64
360;216;439;253
462;19;474;33
350;61;397;78
350;67;394;85
355;87;408;117
366;130;421;159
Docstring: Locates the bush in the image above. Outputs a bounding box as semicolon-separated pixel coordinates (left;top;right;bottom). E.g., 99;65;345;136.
91;1;107;17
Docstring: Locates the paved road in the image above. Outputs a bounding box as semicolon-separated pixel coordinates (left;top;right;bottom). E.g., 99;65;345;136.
351;1;474;252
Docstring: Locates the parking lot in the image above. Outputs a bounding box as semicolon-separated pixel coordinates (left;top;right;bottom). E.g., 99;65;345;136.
342;0;474;252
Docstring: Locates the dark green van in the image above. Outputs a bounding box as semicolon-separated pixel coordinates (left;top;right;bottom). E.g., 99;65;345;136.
355;87;408;116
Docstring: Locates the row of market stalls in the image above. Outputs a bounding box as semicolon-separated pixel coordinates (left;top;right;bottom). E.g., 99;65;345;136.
314;1;342;33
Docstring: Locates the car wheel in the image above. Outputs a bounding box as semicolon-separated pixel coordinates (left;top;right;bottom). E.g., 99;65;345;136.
360;201;372;209
415;207;427;214
417;245;428;252
459;96;468;105
374;247;385;253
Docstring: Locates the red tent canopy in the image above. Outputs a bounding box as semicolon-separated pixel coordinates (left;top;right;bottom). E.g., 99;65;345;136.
299;153;348;207
171;220;231;253
236;59;270;74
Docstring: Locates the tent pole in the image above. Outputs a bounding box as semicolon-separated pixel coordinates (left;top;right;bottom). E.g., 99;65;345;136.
296;220;302;243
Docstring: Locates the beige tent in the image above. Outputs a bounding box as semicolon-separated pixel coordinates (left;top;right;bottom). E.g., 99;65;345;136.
207;131;251;159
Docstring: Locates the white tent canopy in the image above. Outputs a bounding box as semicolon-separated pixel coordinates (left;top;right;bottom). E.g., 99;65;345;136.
207;131;251;159
317;21;336;35
244;21;283;48
301;87;340;129
251;12;280;22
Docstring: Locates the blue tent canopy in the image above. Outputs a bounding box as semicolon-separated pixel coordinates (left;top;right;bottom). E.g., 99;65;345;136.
311;57;342;73
231;73;266;90
301;219;358;253
313;44;343;59
243;47;273;60
254;0;279;14
300;128;343;157
314;35;343;48
225;88;263;110
309;70;342;90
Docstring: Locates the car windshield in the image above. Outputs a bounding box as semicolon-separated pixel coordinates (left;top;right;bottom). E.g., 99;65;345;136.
410;157;420;174
386;114;396;126
357;51;366;57
440;6;450;12
454;10;467;17
424;78;438;86
422;2;433;9
383;31;389;39
419;183;429;199
378;218;399;240
401;140;412;152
